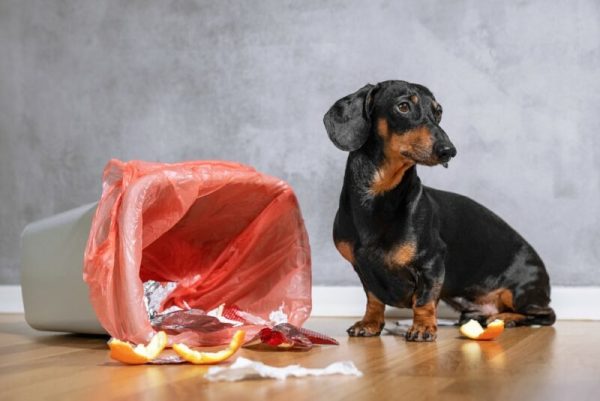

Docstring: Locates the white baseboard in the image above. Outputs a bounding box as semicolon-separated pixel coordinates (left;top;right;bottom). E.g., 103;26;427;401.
312;286;458;319
312;286;600;320
2;285;598;320
0;285;24;313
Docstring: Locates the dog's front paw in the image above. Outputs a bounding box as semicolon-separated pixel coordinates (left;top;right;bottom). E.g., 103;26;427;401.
405;324;437;342
347;320;384;337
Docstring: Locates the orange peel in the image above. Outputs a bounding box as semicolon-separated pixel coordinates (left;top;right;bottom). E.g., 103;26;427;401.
108;331;168;364
172;330;245;364
460;319;505;340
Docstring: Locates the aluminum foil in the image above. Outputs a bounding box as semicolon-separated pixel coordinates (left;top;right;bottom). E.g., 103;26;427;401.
143;280;178;320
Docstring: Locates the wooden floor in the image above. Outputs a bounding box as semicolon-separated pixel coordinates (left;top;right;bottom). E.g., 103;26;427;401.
1;315;599;401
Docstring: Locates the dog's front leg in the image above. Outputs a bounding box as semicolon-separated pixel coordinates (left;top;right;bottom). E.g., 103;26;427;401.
406;257;445;342
347;291;386;337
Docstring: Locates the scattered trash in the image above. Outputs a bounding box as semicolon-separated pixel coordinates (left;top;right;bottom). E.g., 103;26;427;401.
459;319;505;340
108;330;246;365
144;280;180;320
204;357;363;382
245;323;338;351
173;330;246;365
148;354;186;365
108;331;168;365
152;309;235;335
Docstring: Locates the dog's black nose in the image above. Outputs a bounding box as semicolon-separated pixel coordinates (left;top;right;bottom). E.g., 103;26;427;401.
434;143;457;161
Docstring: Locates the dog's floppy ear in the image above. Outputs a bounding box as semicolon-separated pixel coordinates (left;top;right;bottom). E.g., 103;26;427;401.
323;83;378;151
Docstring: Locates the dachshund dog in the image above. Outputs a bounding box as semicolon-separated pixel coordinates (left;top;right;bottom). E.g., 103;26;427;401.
324;80;555;341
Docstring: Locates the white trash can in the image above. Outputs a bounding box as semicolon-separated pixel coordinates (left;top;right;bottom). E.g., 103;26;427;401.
21;202;106;334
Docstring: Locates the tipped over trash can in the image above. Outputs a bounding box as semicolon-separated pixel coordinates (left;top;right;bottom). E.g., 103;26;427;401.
81;159;311;346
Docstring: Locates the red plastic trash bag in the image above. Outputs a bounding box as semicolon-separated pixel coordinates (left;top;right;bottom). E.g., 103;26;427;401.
83;159;311;346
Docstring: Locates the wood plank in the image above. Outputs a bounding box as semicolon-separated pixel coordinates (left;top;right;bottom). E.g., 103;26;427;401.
0;314;599;401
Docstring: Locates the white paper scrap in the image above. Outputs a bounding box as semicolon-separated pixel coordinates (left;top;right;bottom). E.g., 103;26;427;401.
204;357;363;382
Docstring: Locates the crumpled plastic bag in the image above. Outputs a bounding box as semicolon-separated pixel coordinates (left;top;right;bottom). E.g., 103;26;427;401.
83;159;311;346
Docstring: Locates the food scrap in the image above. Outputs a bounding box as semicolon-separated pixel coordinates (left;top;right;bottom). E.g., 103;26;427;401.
244;323;338;350
108;330;245;365
459;319;505;340
108;331;168;364
173;330;245;364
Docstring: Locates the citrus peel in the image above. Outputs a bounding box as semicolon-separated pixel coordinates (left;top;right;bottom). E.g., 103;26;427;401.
459;319;505;340
108;331;168;364
173;330;245;364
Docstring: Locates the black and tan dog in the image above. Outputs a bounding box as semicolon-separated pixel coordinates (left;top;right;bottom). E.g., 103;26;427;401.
324;80;555;341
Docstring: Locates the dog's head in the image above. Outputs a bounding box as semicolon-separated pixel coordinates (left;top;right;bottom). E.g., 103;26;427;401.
323;80;456;167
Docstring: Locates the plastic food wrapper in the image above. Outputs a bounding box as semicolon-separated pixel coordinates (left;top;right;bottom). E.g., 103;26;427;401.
83;159;312;346
244;323;339;350
151;309;234;334
204;357;363;382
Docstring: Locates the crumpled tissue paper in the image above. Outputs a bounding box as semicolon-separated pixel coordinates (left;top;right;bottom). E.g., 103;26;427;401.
204;357;363;382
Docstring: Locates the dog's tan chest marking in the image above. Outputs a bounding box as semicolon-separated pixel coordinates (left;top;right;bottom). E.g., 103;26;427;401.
370;162;413;196
335;240;355;265
385;241;417;268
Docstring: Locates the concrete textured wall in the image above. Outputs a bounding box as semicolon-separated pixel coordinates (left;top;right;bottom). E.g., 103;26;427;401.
1;0;599;286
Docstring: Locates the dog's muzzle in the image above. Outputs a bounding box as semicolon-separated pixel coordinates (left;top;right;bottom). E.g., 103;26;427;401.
433;143;457;168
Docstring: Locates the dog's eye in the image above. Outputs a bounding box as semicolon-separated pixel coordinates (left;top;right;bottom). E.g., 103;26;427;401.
397;102;410;114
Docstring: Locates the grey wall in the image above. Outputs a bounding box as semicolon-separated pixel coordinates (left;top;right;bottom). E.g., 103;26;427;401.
1;0;599;286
